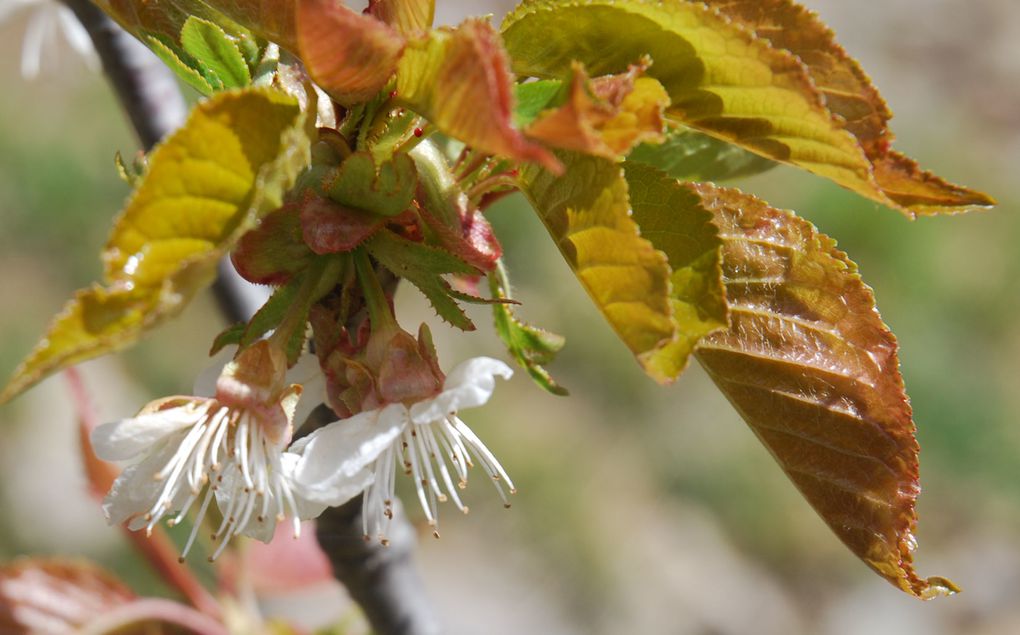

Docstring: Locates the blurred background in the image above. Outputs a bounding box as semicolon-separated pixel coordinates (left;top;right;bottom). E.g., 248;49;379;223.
1;0;1019;633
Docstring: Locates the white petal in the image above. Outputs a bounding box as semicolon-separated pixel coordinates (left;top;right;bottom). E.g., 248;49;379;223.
102;440;183;527
409;357;513;423
289;355;326;431
291;403;407;505
280;453;330;519
193;345;237;396
91;406;200;461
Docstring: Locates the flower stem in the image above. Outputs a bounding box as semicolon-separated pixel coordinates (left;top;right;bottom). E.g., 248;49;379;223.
268;255;343;355
354;249;398;333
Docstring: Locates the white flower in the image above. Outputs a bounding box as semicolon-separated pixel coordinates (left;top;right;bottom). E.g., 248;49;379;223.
92;344;333;561
0;0;98;79
293;357;515;543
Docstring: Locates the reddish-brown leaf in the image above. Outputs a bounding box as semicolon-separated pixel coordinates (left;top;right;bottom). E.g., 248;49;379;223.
296;0;406;105
691;183;957;599
300;194;387;254
232;203;314;284
0;559;135;633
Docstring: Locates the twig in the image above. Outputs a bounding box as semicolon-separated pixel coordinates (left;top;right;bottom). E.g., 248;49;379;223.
61;5;441;633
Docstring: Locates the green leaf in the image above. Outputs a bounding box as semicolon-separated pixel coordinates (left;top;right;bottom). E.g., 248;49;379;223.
513;80;564;127
628;126;775;182
489;264;567;395
181;16;252;90
502;0;991;216
520;153;675;379
0;88;311;404
210;322;246;354
146;34;215;96
241;279;301;347
690;183;957;599
326;151;417;217
365;230;477;330
623;163;727;379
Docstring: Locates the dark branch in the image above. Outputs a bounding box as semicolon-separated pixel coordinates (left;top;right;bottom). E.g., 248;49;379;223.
63;5;440;633
60;0;185;149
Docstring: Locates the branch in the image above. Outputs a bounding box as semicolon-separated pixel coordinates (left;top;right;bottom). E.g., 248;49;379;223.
62;5;441;633
60;0;186;149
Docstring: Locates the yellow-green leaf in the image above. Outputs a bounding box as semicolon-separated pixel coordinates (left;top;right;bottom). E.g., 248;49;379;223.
691;183;957;599
623;163;727;380
395;18;559;172
702;0;994;215
501;0;992;216
0;88;310;404
521;153;674;378
368;0;434;36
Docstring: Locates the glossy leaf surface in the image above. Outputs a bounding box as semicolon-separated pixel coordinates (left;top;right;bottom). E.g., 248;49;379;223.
522;154;674;378
624;163;727;379
628;125;775;182
0;89;309;404
691;183;957;598
703;0;994;215
501;0;992;215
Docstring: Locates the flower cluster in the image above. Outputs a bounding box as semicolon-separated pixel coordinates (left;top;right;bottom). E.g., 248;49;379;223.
93;341;514;558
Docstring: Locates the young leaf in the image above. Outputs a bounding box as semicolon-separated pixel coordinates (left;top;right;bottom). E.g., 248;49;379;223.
365;230;478;330
369;0;435;36
145;35;215;96
623;163;728;380
521;153;675;378
180;16;252;90
690;183;957;599
0;89;310;404
395;18;560;172
628;125;776;182
524;63;669;159
501;0;991;216
513;80;564;127
193;0;300;52
296;0;405;105
489;264;567;395
702;0;994;215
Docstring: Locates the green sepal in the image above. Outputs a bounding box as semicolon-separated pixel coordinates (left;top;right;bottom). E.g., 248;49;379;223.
365;230;477;331
325;152;417;217
210;322;246;355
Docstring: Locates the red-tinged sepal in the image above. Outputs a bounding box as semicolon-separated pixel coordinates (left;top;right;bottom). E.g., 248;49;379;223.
300;194;389;255
231;203;314;285
297;0;405;105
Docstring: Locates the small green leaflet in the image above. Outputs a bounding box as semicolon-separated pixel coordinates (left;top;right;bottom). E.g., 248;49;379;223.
489;262;567;395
